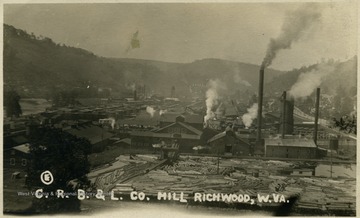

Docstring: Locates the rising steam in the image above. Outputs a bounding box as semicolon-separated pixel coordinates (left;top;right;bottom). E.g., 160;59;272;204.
241;103;258;128
234;74;252;87
109;117;115;130
262;4;322;68
146;106;156;117
204;79;226;123
288;64;332;99
159;109;167;116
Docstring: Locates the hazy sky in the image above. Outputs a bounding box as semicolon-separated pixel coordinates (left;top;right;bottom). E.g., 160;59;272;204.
4;2;357;71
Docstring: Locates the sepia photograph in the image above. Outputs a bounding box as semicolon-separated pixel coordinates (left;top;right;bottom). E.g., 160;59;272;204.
2;1;357;217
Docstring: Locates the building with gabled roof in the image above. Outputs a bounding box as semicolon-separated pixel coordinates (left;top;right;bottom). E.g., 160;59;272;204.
207;128;251;156
153;119;202;135
4;143;31;169
130;115;203;152
159;114;204;130
65;123;114;152
3;134;29;149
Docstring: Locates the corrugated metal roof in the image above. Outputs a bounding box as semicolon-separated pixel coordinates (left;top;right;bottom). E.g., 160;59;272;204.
12;135;29;145
265;138;316;148
66;124;113;144
153;121;202;135
178;122;202;135
154;132;200;140
131;131;153;137
131;131;200;140
207;130;250;145
208;131;226;142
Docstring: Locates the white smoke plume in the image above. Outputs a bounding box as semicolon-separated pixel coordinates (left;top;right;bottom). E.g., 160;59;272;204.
288;64;333;99
109;117;115;130
241;103;258;128
262;4;322;68
146;106;156;117
204;79;226;123
159;109;167;116
234;74;252;87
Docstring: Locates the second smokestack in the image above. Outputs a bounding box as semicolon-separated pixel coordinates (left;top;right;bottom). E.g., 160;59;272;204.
282;91;287;138
256;66;264;143
134;89;137;101
313;88;320;145
280;98;294;136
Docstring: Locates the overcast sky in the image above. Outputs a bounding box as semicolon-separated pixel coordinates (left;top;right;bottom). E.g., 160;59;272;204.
4;2;357;71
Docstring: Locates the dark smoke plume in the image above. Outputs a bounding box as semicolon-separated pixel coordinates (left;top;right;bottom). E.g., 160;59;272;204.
262;4;322;68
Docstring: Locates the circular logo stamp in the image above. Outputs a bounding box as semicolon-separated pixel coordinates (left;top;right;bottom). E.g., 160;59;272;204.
40;170;54;185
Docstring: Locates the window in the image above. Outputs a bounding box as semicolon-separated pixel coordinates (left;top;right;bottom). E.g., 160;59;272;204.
11;150;15;155
22;159;27;166
10;158;15;166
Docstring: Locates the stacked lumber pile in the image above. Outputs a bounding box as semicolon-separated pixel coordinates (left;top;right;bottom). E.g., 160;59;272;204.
112;183;134;194
105;156;356;215
164;158;229;175
128;169;235;197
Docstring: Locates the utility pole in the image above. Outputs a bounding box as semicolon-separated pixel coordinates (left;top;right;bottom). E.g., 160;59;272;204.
217;148;220;174
282;91;287;138
314;88;320;145
330;148;333;178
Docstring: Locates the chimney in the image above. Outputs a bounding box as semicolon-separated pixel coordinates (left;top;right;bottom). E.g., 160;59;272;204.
280;98;294;135
143;85;146;99
256;66;264;143
313;88;320;145
281;91;287;138
134;90;137;101
171;86;175;98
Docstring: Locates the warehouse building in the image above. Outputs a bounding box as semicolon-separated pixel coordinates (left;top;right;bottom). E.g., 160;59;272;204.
264;138;317;159
130;115;202;153
207;128;251;156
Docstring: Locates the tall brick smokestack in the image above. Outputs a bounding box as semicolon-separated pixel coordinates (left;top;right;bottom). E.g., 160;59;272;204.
134;90;137;101
143;85;146;99
313;88;320;145
256;65;264;143
171;86;175;98
280;97;294;136
281;91;287;138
